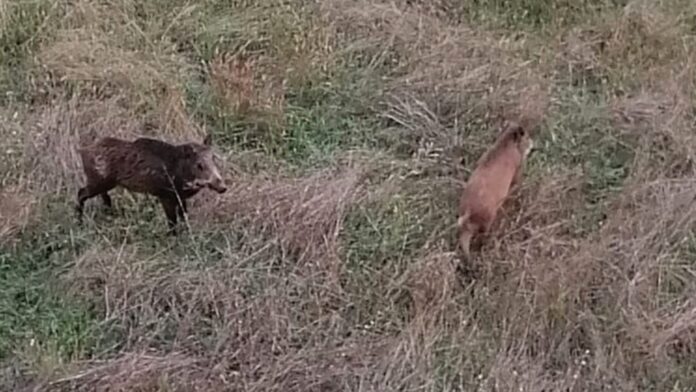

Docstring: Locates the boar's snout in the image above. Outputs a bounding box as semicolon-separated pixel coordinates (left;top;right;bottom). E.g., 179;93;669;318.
209;179;227;194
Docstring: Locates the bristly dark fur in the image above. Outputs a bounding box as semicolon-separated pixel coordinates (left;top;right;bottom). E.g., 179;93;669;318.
75;135;226;234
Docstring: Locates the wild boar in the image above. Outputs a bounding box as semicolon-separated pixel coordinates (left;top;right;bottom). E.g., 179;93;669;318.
75;134;227;233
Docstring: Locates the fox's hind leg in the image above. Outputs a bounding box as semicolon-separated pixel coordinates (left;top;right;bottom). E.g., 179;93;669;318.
456;224;481;281
456;214;485;280
511;166;522;190
459;230;473;265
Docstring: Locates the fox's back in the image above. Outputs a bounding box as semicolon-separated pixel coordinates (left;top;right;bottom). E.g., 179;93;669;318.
459;140;524;229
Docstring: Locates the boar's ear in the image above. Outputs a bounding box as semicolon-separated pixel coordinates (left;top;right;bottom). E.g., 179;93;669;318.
203;134;212;146
180;144;196;158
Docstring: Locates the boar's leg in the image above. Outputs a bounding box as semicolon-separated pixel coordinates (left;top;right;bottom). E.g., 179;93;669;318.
101;193;113;209
76;188;89;222
76;183;114;223
158;196;179;234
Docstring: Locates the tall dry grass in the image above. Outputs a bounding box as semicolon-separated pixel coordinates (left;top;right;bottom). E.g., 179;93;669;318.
0;184;37;245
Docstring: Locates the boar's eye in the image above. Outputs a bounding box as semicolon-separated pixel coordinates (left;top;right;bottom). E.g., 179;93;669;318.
197;163;204;171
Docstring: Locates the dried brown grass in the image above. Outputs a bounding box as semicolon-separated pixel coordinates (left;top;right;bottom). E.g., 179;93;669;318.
323;0;550;171
559;1;687;87
328;1;548;115
37;29;188;117
404;251;457;321
55;238;395;392
34;0;194;132
600;2;685;70
209;53;286;130
43;352;220;392
611;74;696;180
37;30;178;92
23;97;142;192
195;167;366;275
0;2;8;37
11;0;696;391
0;184;37;245
391;137;696;390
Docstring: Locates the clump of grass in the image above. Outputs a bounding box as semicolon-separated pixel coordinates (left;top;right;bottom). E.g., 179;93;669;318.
0;0;62;103
324;0;550;170
402;250;457;324
196;166;366;272
43;352;219;392
208;54;285;119
31;0;199;133
415;0;627;30
22;97;144;194
611;73;696;180
51;230;393;391
207;53;287;149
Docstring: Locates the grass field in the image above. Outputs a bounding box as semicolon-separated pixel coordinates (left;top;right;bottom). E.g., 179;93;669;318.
2;0;696;390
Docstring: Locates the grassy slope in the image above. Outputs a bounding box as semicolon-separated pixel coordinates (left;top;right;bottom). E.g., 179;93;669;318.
2;0;696;390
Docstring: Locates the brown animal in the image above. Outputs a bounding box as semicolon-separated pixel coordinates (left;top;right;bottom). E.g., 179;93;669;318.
457;120;534;260
75;134;227;233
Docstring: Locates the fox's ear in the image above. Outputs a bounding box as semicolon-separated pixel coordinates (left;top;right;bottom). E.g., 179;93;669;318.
502;120;524;140
203;134;212;146
513;125;526;141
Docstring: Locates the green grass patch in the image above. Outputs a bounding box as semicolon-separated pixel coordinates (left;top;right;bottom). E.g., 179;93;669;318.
453;0;627;30
0;0;62;104
531;87;634;235
0;217;97;361
188;63;384;167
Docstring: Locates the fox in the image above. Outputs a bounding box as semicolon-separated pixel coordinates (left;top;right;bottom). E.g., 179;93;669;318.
457;120;535;260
